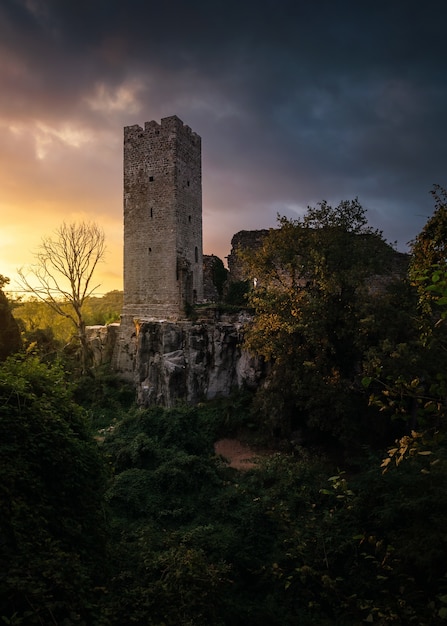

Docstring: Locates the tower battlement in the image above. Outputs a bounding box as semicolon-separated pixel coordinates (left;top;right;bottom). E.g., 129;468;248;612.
124;116;201;144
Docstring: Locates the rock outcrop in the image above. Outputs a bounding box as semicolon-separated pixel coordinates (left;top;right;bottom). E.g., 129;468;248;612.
86;323;120;367
88;314;264;408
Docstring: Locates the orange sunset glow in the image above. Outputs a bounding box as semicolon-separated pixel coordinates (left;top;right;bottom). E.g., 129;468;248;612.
1;1;446;296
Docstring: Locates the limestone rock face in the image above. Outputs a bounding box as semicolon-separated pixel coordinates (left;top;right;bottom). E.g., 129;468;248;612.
134;319;263;407
86;323;120;367
89;316;264;408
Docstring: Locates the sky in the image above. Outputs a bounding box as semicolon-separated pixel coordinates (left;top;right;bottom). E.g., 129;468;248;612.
1;0;446;295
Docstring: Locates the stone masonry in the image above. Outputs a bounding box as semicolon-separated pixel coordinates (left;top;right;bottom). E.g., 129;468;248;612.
114;116;204;375
122;115;203;322
227;230;269;282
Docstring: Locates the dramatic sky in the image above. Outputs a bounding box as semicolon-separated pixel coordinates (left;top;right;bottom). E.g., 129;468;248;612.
1;0;446;294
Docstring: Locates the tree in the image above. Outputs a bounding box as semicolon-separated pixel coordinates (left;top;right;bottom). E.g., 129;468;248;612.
0;274;21;360
410;184;447;274
18;221;106;373
241;199;397;441
210;255;228;300
0;355;107;623
366;255;447;470
82;290;123;325
362;188;447;470
409;185;447;317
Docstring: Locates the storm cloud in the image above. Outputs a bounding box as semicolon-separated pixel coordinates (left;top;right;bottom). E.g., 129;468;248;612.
1;0;446;290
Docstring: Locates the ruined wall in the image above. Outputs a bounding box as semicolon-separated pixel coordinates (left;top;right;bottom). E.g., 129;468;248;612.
227;229;269;282
122;115;203;323
202;254;219;301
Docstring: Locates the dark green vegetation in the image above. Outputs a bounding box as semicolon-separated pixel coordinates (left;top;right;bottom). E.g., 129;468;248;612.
2;189;447;624
0;356;107;625
13;290;122;363
0;274;21;359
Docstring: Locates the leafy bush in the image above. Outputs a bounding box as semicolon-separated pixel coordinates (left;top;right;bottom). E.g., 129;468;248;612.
100;396;447;625
225;280;250;306
73;368;136;430
0;356;108;625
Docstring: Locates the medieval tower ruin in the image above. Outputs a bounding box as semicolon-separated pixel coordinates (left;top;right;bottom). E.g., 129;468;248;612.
121;115;203;325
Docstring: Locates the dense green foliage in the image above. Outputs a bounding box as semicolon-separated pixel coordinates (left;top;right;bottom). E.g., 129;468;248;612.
241;200;400;445
0;275;21;360
210;255;229;299
98;401;447;625
3;192;447;624
225;279;250;307
2;330;447;624
14;291;122;357
410;185;447;277
0;357;107;624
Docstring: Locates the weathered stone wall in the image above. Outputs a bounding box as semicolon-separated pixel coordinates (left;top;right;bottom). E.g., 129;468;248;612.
227;229;410;293
202;254;223;301
227;229;269;282
122;115;203;323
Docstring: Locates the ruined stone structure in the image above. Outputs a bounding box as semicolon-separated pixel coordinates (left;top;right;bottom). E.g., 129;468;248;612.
227;229;269;283
98;109;411;406
133;315;261;407
113;115;204;376
122;115;203;323
109;115;265;397
91;314;264;406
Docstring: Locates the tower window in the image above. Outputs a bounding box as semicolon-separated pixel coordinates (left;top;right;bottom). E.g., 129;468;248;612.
150;208;153;218
149;176;154;182
187;180;190;187
195;246;198;263
188;215;191;223
148;247;152;253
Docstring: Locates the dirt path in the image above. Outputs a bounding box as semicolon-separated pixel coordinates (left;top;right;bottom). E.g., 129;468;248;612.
214;438;263;470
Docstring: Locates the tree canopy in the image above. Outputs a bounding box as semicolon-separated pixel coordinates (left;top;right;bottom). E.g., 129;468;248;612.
410;184;447;274
2;190;447;624
0;356;107;624
241;199;399;440
409;185;447;318
0;275;21;360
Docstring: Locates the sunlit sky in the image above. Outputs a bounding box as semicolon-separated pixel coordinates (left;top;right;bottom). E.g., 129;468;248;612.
1;0;446;295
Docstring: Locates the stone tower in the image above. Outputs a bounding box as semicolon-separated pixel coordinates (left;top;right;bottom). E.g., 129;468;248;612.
121;115;203;325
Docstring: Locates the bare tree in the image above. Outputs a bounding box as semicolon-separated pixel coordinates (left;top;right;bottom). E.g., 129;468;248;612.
18;221;106;373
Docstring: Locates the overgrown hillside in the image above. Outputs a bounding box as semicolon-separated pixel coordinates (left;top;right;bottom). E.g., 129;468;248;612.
2;191;447;624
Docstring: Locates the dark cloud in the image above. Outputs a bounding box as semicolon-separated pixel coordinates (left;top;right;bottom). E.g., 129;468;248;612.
1;0;446;274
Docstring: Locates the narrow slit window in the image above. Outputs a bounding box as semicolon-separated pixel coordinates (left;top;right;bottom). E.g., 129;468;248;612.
195;246;198;263
149;176;154;182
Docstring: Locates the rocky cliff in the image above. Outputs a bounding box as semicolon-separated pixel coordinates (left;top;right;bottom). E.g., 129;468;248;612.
87;314;264;408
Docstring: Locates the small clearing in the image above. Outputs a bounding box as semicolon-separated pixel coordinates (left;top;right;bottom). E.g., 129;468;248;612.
214;438;264;470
